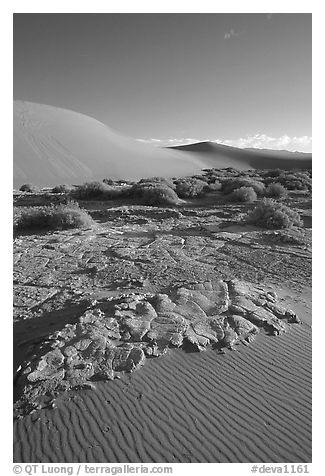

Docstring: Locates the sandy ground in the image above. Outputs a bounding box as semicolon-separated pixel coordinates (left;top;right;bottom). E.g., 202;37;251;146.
14;318;311;463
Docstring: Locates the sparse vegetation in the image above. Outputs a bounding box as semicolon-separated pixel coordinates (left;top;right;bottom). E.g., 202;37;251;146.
263;171;312;191
245;198;303;229
14;201;94;231
230;186;257;203
19;183;39;193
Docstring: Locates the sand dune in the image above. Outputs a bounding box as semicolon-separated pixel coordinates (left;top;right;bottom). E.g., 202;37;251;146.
170;141;312;170
13;101;312;188
13;101;208;188
14;323;311;463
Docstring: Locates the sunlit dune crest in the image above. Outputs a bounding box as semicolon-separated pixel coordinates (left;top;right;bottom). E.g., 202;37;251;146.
13;101;207;188
14;101;312;188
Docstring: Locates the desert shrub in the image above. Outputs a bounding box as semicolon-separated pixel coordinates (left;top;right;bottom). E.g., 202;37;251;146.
51;184;73;193
138;176;176;190
230;186;257;203
245;198;303;229
130;182;179;206
265;182;288;198
287;172;312;190
221;178;265;196
19;183;39;193
73;181;128;200
175;178;209;198
14;201;94;231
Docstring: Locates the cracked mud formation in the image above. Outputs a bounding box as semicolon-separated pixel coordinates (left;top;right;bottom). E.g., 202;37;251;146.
15;278;300;415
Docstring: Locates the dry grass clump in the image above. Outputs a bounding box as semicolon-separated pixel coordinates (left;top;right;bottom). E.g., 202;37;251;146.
14;201;94;231
245;198;303;229
130;182;180;206
230;186;257;203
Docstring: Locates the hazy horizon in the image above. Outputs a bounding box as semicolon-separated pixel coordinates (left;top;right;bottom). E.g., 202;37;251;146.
14;13;312;152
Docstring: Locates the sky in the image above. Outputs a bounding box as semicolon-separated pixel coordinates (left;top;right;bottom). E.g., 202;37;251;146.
13;13;312;152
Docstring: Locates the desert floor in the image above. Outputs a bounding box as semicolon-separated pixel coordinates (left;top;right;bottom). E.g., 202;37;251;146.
13;190;312;463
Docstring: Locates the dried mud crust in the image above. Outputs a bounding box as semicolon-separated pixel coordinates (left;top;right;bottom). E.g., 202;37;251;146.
14;278;301;416
13;204;311;321
13;199;311;416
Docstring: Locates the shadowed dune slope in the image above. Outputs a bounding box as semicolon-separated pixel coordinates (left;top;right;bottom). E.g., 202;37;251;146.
13;101;208;188
170;141;312;170
14;324;311;463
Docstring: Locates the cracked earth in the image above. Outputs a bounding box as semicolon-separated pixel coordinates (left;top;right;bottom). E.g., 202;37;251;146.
13;197;312;415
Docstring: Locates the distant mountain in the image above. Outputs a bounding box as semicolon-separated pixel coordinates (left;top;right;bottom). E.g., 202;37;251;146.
169;141;312;170
13;102;312;188
13;101;208;188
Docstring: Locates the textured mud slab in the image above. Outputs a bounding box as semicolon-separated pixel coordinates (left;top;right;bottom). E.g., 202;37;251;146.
13;203;311;323
14;277;301;416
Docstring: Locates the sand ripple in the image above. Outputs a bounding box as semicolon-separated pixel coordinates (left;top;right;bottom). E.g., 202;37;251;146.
14;323;311;463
